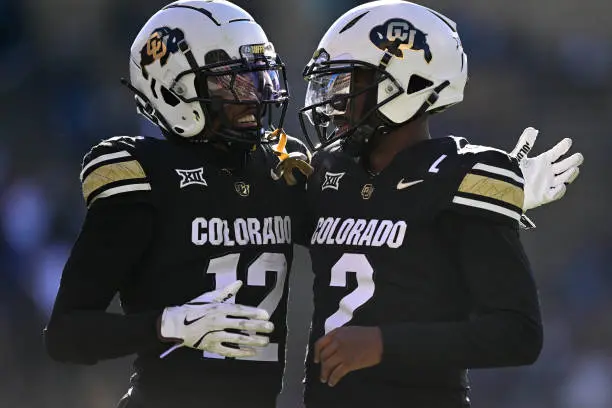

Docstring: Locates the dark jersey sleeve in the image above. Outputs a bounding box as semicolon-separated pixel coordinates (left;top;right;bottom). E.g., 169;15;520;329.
80;136;152;207
379;211;543;369
44;196;162;364
292;181;310;247
447;143;525;227
273;132;312;247
44;138;162;364
295;147;328;247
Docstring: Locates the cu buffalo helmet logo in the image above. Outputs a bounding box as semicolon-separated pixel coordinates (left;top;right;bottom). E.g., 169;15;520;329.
139;27;185;78
369;19;432;63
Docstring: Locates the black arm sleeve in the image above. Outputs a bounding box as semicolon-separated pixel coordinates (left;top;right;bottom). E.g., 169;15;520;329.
283;136;312;247
44;197;162;364
380;212;543;369
293;183;312;247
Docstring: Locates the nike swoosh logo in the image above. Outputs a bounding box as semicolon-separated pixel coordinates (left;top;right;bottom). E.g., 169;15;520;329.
396;179;424;190
184;315;206;326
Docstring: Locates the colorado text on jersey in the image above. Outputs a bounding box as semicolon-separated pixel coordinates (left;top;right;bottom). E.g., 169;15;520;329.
310;217;406;248
191;216;292;246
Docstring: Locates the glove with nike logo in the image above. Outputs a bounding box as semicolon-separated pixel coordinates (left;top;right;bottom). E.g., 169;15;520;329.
158;280;274;358
510;127;584;211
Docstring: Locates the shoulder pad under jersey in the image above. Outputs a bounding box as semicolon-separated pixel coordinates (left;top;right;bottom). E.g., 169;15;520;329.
80;136;152;207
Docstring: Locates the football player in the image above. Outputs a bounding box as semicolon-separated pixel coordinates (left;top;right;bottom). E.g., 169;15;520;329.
43;1;581;408
43;1;311;407
298;1;584;407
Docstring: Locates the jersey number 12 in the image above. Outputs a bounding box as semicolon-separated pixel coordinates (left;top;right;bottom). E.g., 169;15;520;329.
204;252;287;362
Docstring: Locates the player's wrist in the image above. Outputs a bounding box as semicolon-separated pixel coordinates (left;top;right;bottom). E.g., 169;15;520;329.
157;307;182;342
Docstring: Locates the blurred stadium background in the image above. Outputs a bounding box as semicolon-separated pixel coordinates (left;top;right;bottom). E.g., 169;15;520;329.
1;0;611;407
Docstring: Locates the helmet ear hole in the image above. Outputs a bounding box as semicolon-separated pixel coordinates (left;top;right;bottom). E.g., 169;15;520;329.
161;86;180;107
407;75;433;94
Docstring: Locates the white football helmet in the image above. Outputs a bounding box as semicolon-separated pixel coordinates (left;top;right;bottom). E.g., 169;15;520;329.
126;0;289;144
299;0;468;150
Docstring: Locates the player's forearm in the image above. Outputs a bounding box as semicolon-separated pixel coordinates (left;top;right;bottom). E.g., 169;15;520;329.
379;311;542;369
44;310;162;364
44;199;158;364
379;212;543;369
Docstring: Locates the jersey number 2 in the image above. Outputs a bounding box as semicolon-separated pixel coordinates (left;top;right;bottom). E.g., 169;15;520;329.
324;253;375;333
204;252;287;362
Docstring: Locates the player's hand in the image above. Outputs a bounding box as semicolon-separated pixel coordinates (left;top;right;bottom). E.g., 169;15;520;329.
272;152;314;186
158;280;274;358
314;326;383;387
510;127;584;210
270;128;314;185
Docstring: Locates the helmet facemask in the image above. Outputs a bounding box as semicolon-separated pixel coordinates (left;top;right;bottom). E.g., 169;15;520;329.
298;51;403;152
299;1;467;152
175;43;289;146
126;38;290;147
127;1;292;148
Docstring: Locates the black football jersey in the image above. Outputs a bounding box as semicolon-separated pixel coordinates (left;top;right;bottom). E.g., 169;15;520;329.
303;136;529;406
79;134;308;391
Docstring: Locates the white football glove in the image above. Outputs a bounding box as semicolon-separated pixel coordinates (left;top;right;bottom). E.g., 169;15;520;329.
158;280;274;359
510;127;584;211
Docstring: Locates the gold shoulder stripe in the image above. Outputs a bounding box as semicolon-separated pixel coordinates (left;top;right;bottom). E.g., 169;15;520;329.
82;160;146;201
458;173;524;208
80;150;132;181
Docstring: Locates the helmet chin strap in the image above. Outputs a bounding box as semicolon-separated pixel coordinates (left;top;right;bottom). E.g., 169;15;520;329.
342;79;451;158
341;123;379;158
208;128;262;149
411;80;451;119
